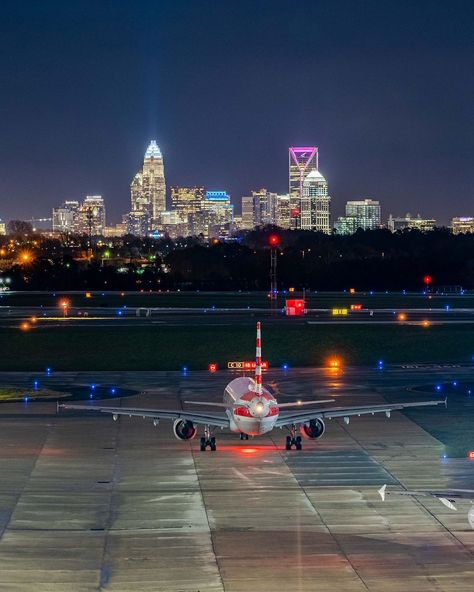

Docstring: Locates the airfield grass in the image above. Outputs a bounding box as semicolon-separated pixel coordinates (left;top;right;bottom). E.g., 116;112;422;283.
1;323;473;371
2;290;474;310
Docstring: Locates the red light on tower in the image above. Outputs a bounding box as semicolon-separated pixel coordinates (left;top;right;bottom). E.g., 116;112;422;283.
423;275;432;286
268;234;280;247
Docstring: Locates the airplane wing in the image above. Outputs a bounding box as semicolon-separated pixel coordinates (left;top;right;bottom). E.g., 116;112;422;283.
275;398;446;428
59;403;230;428
378;484;474;510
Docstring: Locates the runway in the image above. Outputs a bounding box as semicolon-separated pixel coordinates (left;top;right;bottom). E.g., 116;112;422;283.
0;367;473;591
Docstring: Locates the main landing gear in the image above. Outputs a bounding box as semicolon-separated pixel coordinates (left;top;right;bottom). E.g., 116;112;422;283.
285;424;302;450
240;433;249;440
200;426;216;451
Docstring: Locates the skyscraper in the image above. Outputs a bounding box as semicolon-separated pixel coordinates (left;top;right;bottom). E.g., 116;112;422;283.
52;200;80;233
334;199;381;234
78;196;106;236
241;189;291;230
129;141;166;234
170;186;205;217
288;147;319;229
301;170;331;233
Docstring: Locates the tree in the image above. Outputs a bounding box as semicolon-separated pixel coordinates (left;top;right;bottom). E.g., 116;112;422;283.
7;220;33;236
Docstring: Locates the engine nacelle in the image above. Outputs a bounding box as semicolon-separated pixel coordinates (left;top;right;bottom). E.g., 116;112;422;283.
300;418;325;440
173;419;197;440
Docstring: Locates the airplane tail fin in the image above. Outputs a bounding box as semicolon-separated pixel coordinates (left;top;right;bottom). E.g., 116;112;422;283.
255;322;262;395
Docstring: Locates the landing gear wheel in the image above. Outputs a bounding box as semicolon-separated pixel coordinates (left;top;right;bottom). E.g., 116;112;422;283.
295;436;302;450
210;436;217;451
240;433;249;440
286;435;292;451
200;436;207;452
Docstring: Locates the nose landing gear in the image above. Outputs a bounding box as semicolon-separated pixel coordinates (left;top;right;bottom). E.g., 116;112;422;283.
200;426;216;451
239;433;249;440
285;424;302;450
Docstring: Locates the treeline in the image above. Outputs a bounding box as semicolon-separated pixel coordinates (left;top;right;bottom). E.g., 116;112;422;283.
2;227;474;291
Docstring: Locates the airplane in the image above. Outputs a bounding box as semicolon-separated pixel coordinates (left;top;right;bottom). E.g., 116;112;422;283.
60;322;446;452
378;484;474;528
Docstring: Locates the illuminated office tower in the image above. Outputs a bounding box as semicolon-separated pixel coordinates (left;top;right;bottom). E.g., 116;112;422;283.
301;171;331;233
78;196;106;236
288;146;319;229
52;200;80;233
335;199;381;234
240;189;279;229
451;216;474;234
192;191;234;238
241;195;255;229
275;194;291;228
171;186;205;217
130;141;166;232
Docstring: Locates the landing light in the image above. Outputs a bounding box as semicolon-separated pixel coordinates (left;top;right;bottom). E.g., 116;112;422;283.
241;448;258;454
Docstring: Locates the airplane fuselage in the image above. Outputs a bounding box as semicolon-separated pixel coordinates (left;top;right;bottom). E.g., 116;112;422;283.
224;376;279;436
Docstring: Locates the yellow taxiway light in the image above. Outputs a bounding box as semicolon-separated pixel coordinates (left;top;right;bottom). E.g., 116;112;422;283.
422;320;430;327
397;313;407;321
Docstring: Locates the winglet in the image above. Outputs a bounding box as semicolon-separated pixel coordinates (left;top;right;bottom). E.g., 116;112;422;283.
378;484;387;501
439;497;457;511
255;321;262;395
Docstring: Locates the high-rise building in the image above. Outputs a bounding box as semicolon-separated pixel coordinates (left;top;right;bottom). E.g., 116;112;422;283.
170;186;205;217
160;211;189;239
289;147;319;229
191;191;234;238
301;170;331;233
275;194;291;229
241;195;255;229
241;190;292;230
335;199;381;234
0;219;6;235
387;213;436;232
129;141;166;233
52;200;80;233
451;216;474;234
78;196;106;236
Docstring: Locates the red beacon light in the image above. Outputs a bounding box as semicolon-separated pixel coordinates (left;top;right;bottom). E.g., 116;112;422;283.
268;234;280;247
423;275;433;286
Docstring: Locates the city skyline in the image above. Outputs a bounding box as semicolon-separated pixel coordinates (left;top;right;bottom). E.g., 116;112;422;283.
1;2;473;224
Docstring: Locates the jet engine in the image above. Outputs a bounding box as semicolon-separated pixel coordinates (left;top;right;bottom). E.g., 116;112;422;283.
300;418;325;439
173;419;197;440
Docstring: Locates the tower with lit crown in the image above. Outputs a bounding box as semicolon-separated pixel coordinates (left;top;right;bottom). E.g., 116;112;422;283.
129;141;166;234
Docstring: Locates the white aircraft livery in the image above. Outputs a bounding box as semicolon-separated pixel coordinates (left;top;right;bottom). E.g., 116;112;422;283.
61;322;445;451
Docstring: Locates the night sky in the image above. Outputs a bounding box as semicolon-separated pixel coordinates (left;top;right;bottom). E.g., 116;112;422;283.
1;0;473;224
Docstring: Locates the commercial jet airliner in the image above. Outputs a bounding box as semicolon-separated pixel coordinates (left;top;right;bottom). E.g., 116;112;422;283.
60;322;445;451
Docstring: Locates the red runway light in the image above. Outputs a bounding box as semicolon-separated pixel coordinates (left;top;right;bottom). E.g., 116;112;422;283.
208;363;218;373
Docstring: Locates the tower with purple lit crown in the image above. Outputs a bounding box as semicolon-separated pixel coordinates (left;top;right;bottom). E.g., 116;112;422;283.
288;146;319;229
129;141;166;234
